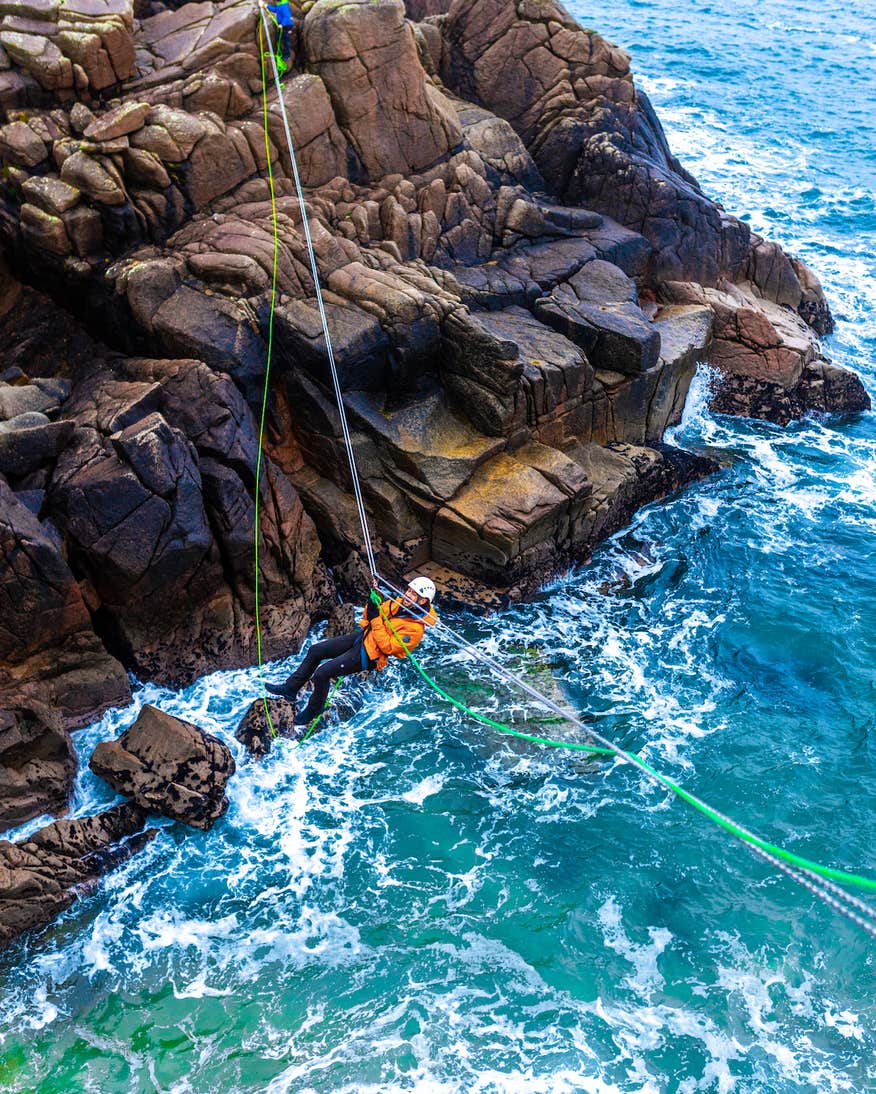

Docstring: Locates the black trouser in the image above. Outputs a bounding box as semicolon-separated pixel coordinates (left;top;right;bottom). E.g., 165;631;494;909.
282;631;371;723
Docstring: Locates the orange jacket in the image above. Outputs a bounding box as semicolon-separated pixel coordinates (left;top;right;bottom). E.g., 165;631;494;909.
359;596;437;670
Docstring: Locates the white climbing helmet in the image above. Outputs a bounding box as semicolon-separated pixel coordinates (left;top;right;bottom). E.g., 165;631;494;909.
407;576;436;602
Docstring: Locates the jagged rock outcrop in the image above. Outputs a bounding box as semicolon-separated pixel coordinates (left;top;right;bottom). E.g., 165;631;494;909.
0;0;869;826
0;802;153;947
235;695;305;757
90;703;235;828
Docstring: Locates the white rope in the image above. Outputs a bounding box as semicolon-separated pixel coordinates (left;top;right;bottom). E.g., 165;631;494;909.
376;576;876;934
748;846;876;940
257;11;875;938
259;4;377;579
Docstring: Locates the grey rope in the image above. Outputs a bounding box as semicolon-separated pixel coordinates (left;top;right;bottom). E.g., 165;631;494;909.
749;846;876;940
376;577;876;935
259;4;377;579
258;12;873;939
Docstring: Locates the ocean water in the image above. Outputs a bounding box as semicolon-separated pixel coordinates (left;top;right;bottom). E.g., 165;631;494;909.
2;1;875;1090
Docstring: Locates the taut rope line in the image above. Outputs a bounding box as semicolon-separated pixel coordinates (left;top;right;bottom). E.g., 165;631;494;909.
254;11;876;937
258;3;377;580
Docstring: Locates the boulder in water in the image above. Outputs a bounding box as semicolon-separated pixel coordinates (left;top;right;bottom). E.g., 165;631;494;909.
89;705;235;830
235;696;313;757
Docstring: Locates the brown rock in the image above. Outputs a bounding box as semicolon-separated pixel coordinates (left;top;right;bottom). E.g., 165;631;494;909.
21;173;80;214
535;260;661;375
122;145;171;188
432;445;589;582
90;704;235;830
0;803;153;947
0;413;74;474
0;30;74;92
82;99;150;141
235;697;305;758
304;0;461;180
0;479;131;731
185;128;254;208
0;706;75;835
0;119;47;167
60;149;127;205
20;201;72;255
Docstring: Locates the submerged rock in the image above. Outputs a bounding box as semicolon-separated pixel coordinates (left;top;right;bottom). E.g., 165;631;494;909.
0;803;154;948
89;705;235;830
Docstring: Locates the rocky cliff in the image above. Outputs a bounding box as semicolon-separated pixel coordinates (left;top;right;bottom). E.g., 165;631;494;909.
0;0;869;829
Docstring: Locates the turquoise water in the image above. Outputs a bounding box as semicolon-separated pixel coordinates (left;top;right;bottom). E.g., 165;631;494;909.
2;1;875;1090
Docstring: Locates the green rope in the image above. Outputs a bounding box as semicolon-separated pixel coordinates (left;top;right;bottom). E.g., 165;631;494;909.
371;592;876;894
369;591;614;757
294;676;343;748
255;27;341;752
252;31;875;900
254;20;280;741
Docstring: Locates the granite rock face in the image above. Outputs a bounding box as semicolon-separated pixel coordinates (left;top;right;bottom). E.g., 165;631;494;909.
89;704;235;829
0;705;75;834
0;803;153;948
0;0;869;825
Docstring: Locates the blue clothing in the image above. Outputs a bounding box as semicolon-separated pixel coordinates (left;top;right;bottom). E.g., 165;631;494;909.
267;2;294;28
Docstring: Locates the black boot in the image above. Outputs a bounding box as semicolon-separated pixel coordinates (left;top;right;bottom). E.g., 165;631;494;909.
266;682;299;700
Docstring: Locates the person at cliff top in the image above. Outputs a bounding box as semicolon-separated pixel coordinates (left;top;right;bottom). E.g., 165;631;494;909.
265;0;294;63
268;577;438;726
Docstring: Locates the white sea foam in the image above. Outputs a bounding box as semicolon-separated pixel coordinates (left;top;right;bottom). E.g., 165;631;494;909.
402;774;445;805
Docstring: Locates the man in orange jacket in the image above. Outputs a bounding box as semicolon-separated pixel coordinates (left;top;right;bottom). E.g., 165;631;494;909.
267;577;438;727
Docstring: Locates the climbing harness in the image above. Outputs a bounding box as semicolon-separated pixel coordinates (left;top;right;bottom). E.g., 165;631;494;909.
252;11;876;937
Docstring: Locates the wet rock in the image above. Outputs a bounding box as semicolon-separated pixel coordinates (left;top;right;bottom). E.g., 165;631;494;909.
90;704;235;829
0;803;153;948
323;600;359;638
235;697;303;758
711;357;871;425
658;279;870;423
